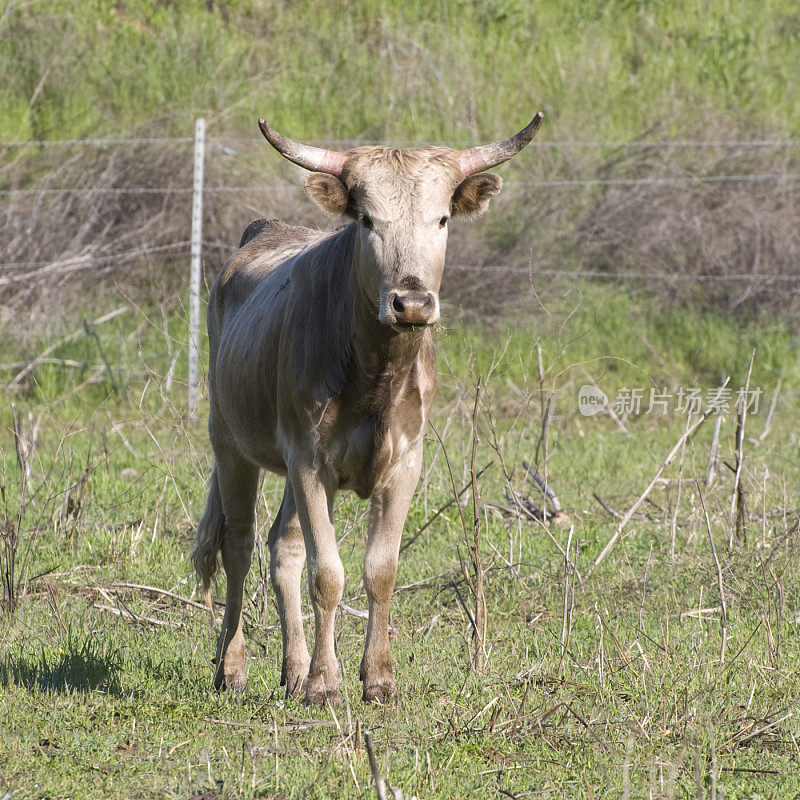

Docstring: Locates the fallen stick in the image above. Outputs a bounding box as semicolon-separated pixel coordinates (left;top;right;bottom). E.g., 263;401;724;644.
757;379;781;443
697;479;727;664
93;602;177;628
364;729;415;800
588;388;726;576
337;602;393;633
364;729;387;800
593;493;622;520
706;414;722;486
110;581;211;611
523;460;562;513
580;366;628;435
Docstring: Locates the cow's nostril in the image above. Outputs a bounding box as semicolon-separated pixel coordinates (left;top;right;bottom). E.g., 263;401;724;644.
392;294;405;314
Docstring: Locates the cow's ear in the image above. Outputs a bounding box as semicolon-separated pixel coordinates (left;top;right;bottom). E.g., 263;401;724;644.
304;173;350;216
450;173;503;218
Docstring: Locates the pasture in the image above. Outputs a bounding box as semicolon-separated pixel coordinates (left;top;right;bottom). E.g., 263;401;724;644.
2;288;798;799
2;1;800;797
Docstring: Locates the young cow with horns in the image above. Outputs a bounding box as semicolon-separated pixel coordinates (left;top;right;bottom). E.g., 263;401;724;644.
193;112;543;705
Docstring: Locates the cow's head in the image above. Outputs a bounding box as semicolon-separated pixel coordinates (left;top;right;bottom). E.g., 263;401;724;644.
258;114;542;331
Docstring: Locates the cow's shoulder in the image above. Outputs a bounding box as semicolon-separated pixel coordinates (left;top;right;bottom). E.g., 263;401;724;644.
215;219;321;308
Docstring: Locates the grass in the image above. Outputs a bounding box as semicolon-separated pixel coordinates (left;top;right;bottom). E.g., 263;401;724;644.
1;286;799;798
2;0;799;144
1;4;799;794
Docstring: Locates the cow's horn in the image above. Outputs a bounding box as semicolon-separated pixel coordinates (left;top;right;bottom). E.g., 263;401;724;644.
456;112;544;176
258;118;347;176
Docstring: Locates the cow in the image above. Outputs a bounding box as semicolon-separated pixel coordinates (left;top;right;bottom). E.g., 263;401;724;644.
192;112;543;705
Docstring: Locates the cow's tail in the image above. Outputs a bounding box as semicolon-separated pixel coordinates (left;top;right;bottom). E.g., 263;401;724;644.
192;466;225;609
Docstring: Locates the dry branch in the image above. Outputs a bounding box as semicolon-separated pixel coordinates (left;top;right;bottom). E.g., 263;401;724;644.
729;350;755;550
697;479;728;663
589;389;726;575
593;493;622;520
109;581;210;612
398;462;492;555
757;379;781;443
706;414;722;487
364;729;416;800
523;460;562;513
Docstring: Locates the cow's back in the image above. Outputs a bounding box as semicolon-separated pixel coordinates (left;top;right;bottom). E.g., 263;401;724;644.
210;219;322;325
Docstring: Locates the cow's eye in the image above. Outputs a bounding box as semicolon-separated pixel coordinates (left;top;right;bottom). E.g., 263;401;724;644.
439;216;449;228
360;214;374;230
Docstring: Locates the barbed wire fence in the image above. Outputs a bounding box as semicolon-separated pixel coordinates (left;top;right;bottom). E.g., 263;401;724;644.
2;122;799;410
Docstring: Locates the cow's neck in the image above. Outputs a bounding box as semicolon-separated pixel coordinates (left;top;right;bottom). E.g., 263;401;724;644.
350;257;427;406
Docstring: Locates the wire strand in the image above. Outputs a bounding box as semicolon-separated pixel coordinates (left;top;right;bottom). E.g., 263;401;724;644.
2;172;799;197
3;136;798;148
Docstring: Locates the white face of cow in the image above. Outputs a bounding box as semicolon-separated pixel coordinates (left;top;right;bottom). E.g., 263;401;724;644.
258;115;543;331
343;150;505;331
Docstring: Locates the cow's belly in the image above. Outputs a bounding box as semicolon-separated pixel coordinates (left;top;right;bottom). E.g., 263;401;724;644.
213;356;287;475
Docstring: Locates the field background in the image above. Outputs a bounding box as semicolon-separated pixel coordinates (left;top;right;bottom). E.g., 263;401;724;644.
1;1;799;798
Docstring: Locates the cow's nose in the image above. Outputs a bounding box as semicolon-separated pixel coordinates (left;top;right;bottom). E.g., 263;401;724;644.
389;290;437;326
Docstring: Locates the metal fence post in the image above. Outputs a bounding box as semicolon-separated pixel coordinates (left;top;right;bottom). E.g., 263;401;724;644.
188;117;205;418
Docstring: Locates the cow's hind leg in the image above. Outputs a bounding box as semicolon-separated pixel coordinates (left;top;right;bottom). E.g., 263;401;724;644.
211;450;260;692
361;446;422;703
268;482;311;698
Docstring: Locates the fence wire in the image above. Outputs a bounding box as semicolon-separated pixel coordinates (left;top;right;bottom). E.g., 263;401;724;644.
2;131;799;286
2;136;799;148
2;172;799;198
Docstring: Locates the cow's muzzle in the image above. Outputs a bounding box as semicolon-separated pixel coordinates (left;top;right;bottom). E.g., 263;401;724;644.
384;289;439;329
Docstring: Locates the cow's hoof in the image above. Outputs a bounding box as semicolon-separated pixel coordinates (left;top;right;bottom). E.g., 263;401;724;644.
362;676;396;704
281;669;308;700
213;647;247;693
280;654;310;699
304;673;340;707
212;669;248;693
224;665;248;693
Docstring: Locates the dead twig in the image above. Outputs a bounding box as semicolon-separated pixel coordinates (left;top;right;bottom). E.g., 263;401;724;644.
757;378;781;443
589;388;725;576
399;462;492;555
523;460;562;513
729;350;754;550
468;377;487;671
93;602;180;628
558;525;576;674
671;411;692;560
706;414;722;487
593;493;622;520
364;729;416;800
696;479;728;663
110;581;211;611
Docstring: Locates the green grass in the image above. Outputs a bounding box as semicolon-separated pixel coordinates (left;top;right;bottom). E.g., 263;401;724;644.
2;4;799;795
1;0;798;144
1;287;799;798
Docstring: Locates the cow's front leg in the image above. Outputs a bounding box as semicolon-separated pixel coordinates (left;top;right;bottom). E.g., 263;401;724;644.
361;444;422;703
289;462;342;706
